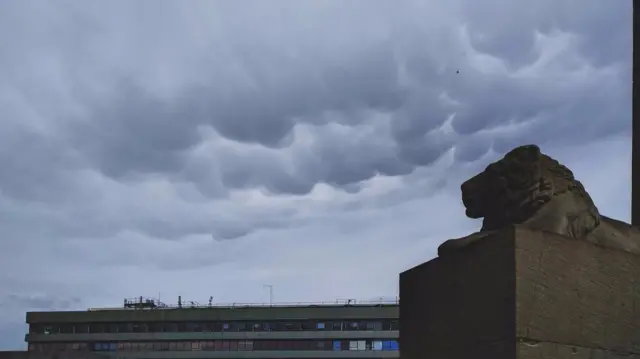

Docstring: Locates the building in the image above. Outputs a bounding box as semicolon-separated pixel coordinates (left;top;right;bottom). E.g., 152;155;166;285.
25;297;399;359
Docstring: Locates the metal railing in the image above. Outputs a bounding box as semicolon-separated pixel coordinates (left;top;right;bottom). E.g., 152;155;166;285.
88;298;399;311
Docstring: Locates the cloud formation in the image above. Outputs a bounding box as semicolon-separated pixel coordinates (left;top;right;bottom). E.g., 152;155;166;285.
0;0;632;349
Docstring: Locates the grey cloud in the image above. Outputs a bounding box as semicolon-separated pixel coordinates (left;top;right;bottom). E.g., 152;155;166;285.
0;294;82;311
1;0;630;203
0;0;629;245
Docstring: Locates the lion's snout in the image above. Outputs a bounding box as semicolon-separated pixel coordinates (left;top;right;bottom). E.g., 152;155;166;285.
461;177;484;218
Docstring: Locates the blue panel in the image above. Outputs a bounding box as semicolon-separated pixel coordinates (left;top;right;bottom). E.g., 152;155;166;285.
382;341;391;350
109;343;117;351
333;340;341;351
390;340;399;350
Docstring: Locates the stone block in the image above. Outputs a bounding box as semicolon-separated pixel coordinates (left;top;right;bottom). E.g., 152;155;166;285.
399;227;640;359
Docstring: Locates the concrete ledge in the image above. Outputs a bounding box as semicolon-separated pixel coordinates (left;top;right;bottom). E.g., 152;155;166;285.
27;306;398;324
107;350;399;359
399;226;640;359
27;330;398;342
0;352;109;359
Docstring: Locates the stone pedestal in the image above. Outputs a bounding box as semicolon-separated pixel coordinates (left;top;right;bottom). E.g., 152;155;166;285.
399;227;640;359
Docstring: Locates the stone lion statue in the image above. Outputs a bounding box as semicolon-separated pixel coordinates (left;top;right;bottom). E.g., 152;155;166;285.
437;144;640;256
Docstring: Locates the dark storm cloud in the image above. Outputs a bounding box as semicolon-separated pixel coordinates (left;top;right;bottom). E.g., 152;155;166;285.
0;0;631;253
0;0;631;205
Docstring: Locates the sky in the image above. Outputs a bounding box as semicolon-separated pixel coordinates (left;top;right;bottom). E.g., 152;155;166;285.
0;0;633;350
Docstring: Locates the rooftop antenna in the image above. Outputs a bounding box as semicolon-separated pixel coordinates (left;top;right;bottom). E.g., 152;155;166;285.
208;296;213;307
178;296;182;308
263;284;274;306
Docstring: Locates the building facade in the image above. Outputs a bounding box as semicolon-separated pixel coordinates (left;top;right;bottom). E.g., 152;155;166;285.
25;298;399;359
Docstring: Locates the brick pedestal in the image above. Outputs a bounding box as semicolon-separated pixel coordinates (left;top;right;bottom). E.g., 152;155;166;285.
399;227;640;359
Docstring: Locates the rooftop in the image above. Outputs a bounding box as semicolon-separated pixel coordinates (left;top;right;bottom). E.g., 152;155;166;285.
84;296;400;312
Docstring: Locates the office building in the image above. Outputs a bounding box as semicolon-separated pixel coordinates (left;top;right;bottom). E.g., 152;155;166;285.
25;297;399;358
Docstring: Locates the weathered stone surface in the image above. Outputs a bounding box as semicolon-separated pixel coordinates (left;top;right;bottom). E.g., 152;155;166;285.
399;227;640;359
516;228;640;354
517;341;640;359
438;144;640;256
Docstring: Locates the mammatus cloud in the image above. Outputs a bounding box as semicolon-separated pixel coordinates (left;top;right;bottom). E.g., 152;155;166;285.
0;0;631;349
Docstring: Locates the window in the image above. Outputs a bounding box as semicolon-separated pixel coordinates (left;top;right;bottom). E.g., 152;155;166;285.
238;340;253;351
366;321;382;330
346;322;360;331
233;322;248;332
279;322;300;331
117;323;131;333
382;340;399;350
189;322;203;332
390;320;399;330
176;322;187;332
59;324;73;334
229;340;238;351
164;323;178;332
372;340;383;351
74;324;89;333
331;322;342;331
148;322;163;332
222;323;230;331
316;322;326;330
340;340;350;350
291;341;302;350
132;323;147;333
301;321;316;330
104;324;117;333
88;323;103;333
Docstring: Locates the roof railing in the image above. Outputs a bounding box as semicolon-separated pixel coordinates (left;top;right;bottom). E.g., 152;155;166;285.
87;298;399;311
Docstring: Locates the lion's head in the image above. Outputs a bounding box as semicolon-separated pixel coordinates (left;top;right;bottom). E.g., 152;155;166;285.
461;144;598;231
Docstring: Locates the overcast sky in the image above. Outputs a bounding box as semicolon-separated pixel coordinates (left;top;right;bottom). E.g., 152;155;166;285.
0;0;632;349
